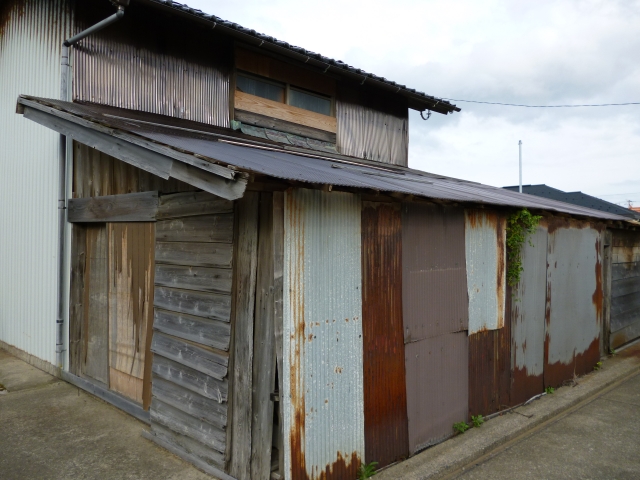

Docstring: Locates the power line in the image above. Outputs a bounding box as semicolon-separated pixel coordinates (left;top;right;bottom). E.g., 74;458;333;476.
442;98;640;108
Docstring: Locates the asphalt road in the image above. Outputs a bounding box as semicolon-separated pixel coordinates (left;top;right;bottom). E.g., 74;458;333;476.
452;373;640;480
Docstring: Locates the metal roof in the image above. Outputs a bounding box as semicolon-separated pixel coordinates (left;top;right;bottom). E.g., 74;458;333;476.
504;185;640;220
138;0;460;115
17;96;631;222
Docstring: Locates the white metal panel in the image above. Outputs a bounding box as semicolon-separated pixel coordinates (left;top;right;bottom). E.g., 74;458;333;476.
283;188;364;479
465;210;506;334
0;0;74;365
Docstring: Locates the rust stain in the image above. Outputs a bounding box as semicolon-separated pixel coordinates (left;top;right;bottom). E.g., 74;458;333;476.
544;337;600;388
496;213;506;329
0;0;25;43
511;366;544;405
592;237;604;323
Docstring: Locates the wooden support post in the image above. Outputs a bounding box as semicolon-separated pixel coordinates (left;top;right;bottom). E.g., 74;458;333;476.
69;224;86;376
228;192;260;480
272;191;285;478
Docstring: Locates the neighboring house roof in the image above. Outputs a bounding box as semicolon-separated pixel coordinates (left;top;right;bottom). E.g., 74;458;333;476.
18;95;631;222
503;184;640;220
139;0;460;115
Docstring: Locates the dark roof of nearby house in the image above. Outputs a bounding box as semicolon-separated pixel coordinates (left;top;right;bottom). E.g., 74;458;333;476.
503;185;640;220
17;95;633;222
138;0;460;115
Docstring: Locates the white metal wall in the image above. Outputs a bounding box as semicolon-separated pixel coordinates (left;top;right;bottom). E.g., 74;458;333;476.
0;0;73;364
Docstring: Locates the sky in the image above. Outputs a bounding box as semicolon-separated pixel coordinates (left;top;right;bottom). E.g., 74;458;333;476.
185;0;640;207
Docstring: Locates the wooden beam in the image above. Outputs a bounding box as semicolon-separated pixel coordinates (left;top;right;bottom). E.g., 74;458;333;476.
68;191;159;223
235;91;337;133
23;106;172;179
235;109;336;144
169;160;247;201
228;192;260;480
157;191;234;220
272;191;285;478
68;224;86;376
251;193;277;480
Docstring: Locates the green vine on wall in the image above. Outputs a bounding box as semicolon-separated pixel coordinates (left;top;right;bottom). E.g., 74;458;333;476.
506;208;542;287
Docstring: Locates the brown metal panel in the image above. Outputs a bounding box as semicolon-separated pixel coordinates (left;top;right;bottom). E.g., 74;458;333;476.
361;202;408;468
401;202;469;454
404;332;468;453
401;202;468;342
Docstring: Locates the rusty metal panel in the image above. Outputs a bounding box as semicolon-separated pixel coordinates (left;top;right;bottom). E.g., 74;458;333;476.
545;222;602;387
336;89;408;166
361;202;408;468
0;0;74;366
404;332;468;452
283;188;364;480
609;229;640;349
401;203;468;342
465;210;506;334
511;226;548;405
73;7;230;128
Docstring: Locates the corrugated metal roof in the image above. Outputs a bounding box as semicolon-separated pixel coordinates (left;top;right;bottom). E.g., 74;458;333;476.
139;0;459;115
17;96;632;222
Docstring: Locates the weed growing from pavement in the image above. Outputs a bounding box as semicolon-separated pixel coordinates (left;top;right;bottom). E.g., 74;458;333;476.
471;415;484;427
357;461;378;479
545;386;555;394
453;421;470;434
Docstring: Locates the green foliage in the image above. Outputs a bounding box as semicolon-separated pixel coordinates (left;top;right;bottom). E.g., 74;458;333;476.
609;348;617;356
594;361;603;371
506;209;543;288
545;386;555;394
453;421;470;434
471;415;484;427
357;461;378;479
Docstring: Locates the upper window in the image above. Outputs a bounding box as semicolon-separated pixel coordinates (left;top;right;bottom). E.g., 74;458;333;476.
236;72;333;117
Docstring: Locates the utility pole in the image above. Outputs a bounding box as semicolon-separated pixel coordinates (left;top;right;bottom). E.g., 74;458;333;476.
518;140;523;193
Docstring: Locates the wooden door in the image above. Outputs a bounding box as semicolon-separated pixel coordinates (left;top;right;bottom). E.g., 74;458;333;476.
108;222;155;407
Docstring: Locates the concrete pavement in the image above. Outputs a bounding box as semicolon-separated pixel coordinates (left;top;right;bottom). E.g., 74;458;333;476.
0;349;211;480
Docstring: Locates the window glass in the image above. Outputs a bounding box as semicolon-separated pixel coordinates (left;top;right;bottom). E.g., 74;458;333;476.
289;88;332;116
236;74;285;103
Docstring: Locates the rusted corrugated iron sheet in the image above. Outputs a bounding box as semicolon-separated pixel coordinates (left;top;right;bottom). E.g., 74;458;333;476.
361;202;408;468
402;203;468;343
468;299;511;417
465;210;506;334
610;229;640;349
544;219;602;387
511;226;548;405
401;202;469;453
73;4;230;128
404;332;468;452
283;188;364;480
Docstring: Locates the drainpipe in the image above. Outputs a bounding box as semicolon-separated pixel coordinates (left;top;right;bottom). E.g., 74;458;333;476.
57;3;126;369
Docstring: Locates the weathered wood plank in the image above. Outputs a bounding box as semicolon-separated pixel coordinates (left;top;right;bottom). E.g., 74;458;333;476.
612;262;640;281
157;191;233;220
69;224;86;376
169;160;247;201
229;192;260;480
143;224;157;411
154;286;231;322
234;109;337;144
68;191;158;223
153;309;231;352
155;264;233;294
150;399;227;453
152;375;227;429
156;214;234;244
151;332;228;380
82;225;109;385
251;192;277;480
272;191;285;477
612;276;640;298
110;367;144;403
150;423;226;469
152;355;228;403
155;241;233;268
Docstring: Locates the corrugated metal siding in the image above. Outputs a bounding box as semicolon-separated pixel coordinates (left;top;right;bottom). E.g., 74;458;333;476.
361;202;408;468
465;210;506;334
609;229;640;349
402;203;468;342
336;87;408;166
283;189;364;479
0;0;74;364
401;202;469;453
511;226;548;405
73;6;230;128
544;221;602;387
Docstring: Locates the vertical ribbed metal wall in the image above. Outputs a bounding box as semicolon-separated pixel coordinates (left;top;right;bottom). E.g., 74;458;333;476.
283;189;364;480
73;31;230;127
0;0;73;365
465;210;507;334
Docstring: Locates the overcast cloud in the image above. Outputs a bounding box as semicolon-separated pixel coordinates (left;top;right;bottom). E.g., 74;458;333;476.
186;0;640;206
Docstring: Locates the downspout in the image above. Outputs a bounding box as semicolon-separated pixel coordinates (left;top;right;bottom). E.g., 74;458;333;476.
57;3;126;369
